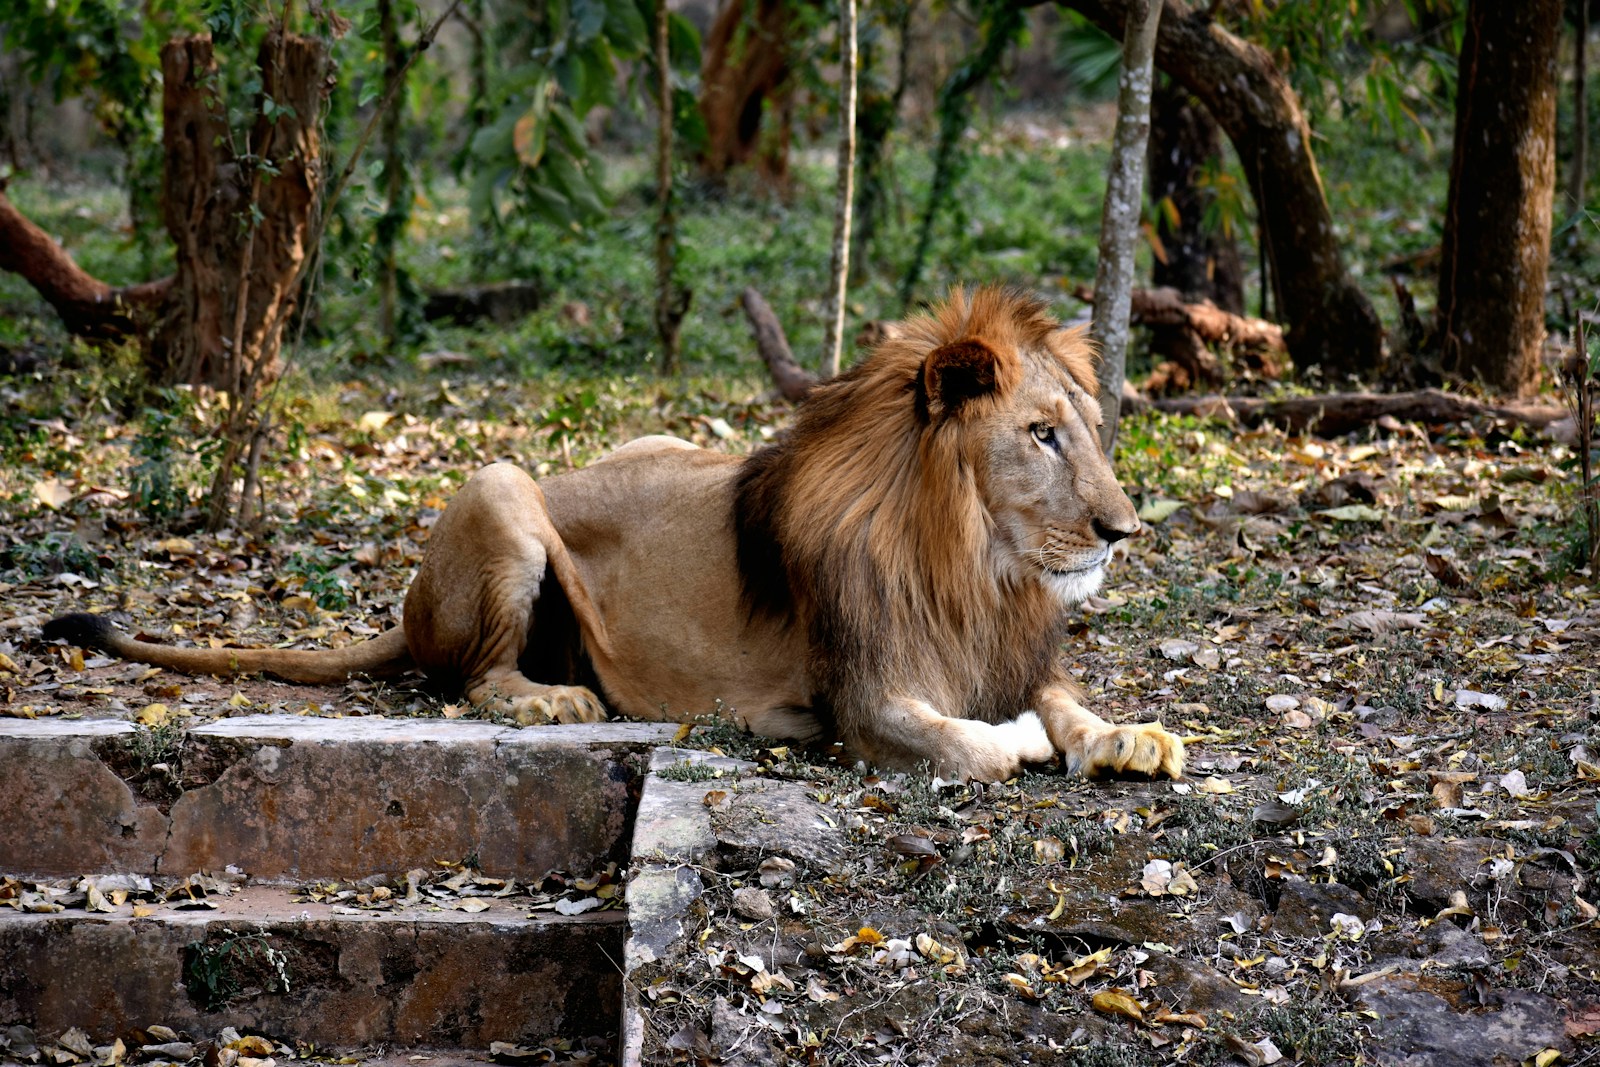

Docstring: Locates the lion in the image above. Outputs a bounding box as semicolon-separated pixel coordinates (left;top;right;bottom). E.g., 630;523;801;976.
44;287;1184;783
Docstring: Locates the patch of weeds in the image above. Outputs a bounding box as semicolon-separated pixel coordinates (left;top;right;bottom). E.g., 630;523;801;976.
1155;794;1257;865
2;531;102;579
183;929;292;1010
129;391;203;523
1192;669;1271;720
1056;1044;1146;1067
684;704;768;762
282;547;352;611
658;759;726;783
1257;999;1371;1063
102;723;189;809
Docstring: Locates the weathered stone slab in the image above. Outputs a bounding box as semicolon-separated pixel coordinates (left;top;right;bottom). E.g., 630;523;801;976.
1355;974;1572;1067
0;719;167;877
0;717;678;881
0;886;621;1049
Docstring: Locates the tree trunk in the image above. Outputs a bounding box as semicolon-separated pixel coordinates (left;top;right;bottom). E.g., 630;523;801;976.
1091;0;1161;456
850;0;914;278
697;0;794;181
376;0;409;345
742;287;815;402
150;33;330;389
1148;80;1243;313
1436;0;1560;397
1569;0;1589;209
1065;0;1383;381
655;0;688;374
821;0;858;378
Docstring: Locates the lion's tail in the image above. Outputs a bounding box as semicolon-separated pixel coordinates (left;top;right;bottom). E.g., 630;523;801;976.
42;613;414;684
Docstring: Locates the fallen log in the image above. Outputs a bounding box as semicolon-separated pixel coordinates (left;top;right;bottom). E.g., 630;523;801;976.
1146;388;1568;437
1075;283;1285;391
741;287;815;403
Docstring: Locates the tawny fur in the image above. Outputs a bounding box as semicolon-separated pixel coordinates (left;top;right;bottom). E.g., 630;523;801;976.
44;287;1185;782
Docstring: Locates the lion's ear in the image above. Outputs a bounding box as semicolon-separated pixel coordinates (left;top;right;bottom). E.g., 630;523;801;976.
921;338;1009;420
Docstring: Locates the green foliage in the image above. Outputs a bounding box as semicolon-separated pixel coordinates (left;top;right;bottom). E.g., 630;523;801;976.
283;547;352;611
466;0;699;230
899;0;1027;308
1228;0;1464;139
183;930;291;1010
2;532;102;580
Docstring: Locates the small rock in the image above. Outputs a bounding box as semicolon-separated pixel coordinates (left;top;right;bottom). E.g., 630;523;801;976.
140;1043;196;1062
1264;694;1299;713
758;856;796;889
733;886;775;921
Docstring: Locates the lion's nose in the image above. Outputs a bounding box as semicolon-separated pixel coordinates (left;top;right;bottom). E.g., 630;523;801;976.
1093;516;1139;545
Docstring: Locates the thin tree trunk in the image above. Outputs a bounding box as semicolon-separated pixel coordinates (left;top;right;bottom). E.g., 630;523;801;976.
899;0;1026;308
1091;0;1161;456
821;0;858;378
1065;0;1383;381
376;0;408;345
850;0;914;277
1436;0;1561;397
1571;2;1590;209
655;0;687;374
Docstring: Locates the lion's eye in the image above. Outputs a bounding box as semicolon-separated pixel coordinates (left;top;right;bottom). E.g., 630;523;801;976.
1031;423;1058;448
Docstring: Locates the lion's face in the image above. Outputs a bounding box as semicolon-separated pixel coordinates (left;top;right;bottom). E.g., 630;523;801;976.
930;330;1140;607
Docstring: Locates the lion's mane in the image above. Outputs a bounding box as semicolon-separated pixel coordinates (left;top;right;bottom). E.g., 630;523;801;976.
734;287;1100;738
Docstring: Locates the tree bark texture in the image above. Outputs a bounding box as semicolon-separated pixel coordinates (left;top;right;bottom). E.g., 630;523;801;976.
655;0;687;374
821;0;858;377
376;0;409;345
0;187;171;339
151;33;330;389
1077;283;1283;391
1066;0;1383;381
1091;0;1161;455
697;0;794;181
1436;0;1560;397
1148;80;1243;313
1571;2;1589;209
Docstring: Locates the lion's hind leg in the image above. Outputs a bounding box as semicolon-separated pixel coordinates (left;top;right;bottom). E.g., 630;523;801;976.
405;462;608;727
1036;684;1184;779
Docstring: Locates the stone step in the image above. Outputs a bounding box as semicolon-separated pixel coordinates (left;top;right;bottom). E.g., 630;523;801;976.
0;716;677;881
0;714;682;1057
0;885;623;1050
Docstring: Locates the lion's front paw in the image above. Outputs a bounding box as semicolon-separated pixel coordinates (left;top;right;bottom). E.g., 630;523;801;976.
1080;721;1185;779
508;685;608;726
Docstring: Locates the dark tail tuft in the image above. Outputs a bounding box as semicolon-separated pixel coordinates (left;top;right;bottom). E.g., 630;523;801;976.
42;612;118;650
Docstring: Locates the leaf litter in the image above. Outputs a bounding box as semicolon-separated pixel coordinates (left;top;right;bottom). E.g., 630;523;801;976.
2;374;1597;1064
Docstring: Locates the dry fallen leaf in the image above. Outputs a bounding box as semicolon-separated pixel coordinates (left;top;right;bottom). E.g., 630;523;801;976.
1091;989;1145;1023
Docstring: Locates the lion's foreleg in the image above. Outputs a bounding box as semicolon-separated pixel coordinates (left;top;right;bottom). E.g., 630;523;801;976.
842;697;1054;783
1035;684;1184;779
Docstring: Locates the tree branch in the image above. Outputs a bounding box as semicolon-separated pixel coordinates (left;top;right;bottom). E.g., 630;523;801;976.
0;187;170;342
